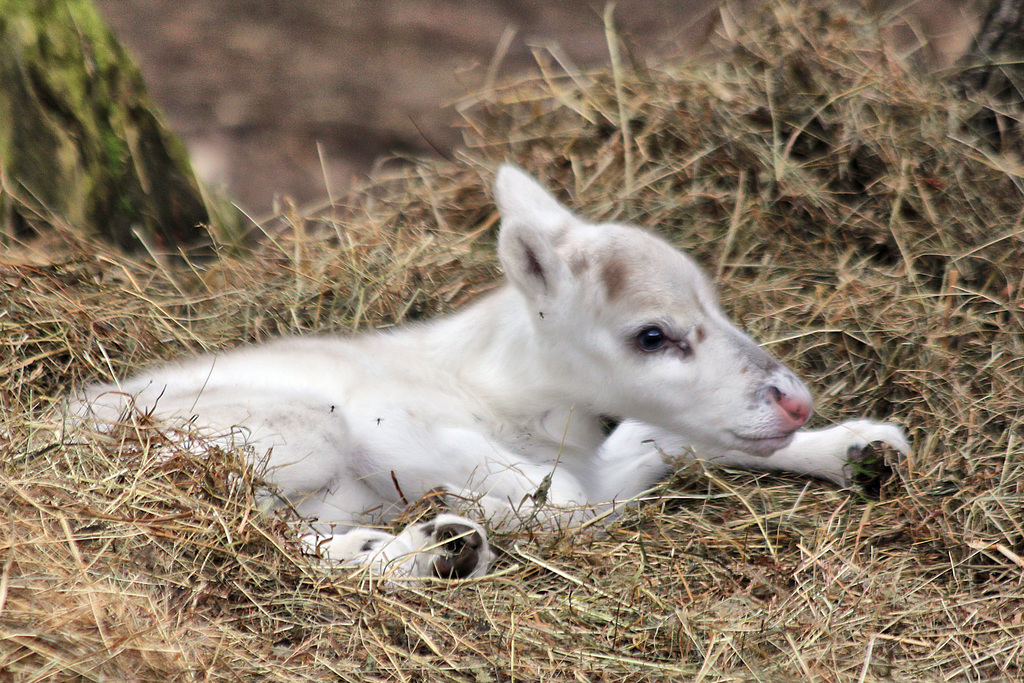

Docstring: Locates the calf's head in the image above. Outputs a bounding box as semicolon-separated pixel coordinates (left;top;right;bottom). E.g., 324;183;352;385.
494;165;811;456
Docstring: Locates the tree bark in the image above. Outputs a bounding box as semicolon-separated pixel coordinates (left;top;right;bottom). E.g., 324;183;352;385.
0;0;215;255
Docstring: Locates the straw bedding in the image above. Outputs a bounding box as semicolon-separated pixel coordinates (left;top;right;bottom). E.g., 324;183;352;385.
2;2;1022;680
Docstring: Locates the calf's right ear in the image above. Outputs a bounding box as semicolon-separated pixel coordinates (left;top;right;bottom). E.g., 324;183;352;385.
494;165;575;302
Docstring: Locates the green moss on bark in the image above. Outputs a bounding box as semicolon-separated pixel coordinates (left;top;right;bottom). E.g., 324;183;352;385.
0;0;222;254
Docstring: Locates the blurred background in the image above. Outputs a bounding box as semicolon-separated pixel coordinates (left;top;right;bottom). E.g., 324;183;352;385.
93;0;979;216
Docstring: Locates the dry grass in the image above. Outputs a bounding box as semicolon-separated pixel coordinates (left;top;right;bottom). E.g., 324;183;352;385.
3;1;1023;680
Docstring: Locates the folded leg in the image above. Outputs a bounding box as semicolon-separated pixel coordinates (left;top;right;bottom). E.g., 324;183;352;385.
304;513;493;584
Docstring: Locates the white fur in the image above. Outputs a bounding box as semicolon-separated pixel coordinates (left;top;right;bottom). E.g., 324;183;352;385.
71;165;909;581
304;513;492;582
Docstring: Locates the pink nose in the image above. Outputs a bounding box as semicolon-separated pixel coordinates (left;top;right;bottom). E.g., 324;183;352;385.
768;385;811;429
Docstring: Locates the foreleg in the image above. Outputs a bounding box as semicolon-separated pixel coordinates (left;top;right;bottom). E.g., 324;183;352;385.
355;424;593;529
603;419;910;488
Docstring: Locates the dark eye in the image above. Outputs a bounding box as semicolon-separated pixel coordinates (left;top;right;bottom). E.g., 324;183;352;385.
635;326;667;352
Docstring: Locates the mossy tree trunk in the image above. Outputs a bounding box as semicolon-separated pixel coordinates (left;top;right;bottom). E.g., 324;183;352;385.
0;0;214;255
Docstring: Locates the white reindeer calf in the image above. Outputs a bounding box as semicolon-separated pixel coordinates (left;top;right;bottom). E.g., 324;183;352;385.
73;165;909;582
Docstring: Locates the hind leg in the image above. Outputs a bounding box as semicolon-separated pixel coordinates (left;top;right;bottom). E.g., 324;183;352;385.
73;384;391;526
305;513;492;583
75;387;499;580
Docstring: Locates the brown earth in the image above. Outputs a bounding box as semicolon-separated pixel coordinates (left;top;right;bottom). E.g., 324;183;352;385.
93;0;978;216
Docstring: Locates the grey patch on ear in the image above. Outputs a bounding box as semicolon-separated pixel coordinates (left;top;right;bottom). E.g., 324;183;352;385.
601;258;629;300
419;523;436;537
521;239;548;291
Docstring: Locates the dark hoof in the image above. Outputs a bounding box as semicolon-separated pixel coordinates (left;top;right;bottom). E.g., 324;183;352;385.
430;523;485;579
849;442;896;498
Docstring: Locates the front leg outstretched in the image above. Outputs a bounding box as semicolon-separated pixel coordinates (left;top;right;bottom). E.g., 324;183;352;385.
602;419;910;489
731;420;910;486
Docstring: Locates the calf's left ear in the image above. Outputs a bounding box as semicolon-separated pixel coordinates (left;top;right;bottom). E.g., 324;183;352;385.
494;165;576;302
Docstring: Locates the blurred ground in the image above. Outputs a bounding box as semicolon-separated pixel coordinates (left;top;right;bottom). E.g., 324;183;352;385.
93;0;978;216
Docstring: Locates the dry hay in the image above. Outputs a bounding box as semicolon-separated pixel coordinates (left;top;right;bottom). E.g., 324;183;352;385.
2;1;1023;680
